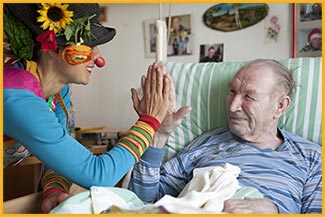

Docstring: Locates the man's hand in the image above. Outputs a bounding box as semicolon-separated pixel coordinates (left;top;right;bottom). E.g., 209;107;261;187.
41;192;70;213
223;198;278;213
152;72;191;148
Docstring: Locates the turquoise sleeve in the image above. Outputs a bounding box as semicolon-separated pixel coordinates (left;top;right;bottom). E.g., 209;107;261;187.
4;88;135;188
54;84;70;132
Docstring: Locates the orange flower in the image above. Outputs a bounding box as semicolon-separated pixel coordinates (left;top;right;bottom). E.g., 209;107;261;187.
61;45;92;65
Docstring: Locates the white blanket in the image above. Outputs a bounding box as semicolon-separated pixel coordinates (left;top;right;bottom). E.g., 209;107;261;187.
52;163;249;214
154;163;241;213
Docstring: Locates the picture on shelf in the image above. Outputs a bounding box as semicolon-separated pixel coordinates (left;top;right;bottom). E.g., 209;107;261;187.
199;43;224;63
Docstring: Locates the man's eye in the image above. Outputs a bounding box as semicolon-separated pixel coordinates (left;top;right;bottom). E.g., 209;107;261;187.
246;95;255;100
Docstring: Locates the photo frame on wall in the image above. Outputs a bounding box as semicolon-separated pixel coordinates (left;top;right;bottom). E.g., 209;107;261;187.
293;3;322;57
143;19;156;58
143;15;193;59
100;6;108;22
166;14;192;56
199;43;224;63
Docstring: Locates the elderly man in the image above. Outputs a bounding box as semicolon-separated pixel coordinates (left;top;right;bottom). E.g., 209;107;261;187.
129;59;322;214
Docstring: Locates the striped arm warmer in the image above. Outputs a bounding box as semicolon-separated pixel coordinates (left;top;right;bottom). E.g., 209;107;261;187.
41;169;73;199
41;114;160;197
118;114;160;162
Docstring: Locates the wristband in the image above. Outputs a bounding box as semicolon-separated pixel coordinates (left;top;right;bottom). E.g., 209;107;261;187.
139;114;161;131
43;186;65;199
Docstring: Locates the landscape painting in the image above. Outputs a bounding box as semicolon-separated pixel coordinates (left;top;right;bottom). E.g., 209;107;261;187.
203;3;269;32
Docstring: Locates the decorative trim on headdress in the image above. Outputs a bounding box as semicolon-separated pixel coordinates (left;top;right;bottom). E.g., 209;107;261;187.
4;13;34;60
5;3;94;64
36;3;93;64
37;3;73;33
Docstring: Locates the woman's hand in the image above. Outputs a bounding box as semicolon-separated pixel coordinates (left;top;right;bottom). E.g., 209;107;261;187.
41;192;70;213
131;62;170;123
132;64;191;148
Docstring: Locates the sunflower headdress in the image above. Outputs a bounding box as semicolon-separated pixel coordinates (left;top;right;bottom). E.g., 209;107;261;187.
36;3;93;65
4;3;116;65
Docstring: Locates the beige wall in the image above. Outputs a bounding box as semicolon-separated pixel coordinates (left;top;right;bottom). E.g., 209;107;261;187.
72;3;293;129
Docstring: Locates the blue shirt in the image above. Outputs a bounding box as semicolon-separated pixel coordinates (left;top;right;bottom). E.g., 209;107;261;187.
4;65;136;188
129;127;322;214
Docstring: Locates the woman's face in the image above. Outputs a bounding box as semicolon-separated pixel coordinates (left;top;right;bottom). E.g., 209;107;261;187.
59;46;103;85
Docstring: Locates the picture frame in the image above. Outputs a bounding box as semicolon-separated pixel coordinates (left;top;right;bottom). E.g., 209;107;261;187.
199;43;224;63
293;3;322;57
143;14;193;59
203;4;269;32
99;6;108;22
165;14;192;56
143;19;156;58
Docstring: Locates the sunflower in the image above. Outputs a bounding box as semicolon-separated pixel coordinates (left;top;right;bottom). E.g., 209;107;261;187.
37;3;73;33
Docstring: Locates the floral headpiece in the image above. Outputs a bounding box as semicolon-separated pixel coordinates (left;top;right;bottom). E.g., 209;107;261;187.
5;3;114;66
36;3;92;65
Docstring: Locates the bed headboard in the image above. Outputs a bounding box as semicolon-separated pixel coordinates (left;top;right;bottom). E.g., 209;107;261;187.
163;57;322;162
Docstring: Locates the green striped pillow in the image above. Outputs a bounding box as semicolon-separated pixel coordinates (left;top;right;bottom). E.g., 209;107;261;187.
163;57;322;162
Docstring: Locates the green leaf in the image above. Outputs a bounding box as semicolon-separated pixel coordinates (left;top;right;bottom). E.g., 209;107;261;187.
4;12;34;59
65;26;73;41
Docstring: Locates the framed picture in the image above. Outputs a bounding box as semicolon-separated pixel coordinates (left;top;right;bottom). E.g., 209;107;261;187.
100;6;108;22
203;4;269;32
199;43;224;63
143;19;156;58
143;15;193;59
165;14;192;56
293;3;322;57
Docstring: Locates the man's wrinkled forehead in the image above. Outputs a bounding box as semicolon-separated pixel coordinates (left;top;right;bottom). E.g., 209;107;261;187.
233;64;276;89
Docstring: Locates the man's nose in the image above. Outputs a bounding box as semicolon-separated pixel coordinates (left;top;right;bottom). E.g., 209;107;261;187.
229;95;242;112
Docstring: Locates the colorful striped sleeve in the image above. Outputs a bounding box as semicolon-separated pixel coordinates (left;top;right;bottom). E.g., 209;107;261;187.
41;168;73;198
118;114;160;162
41;114;160;198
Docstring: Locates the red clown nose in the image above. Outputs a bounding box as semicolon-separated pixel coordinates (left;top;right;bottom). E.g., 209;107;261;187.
95;57;106;68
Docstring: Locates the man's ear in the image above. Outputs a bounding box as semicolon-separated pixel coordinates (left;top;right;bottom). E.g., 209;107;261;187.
274;96;291;119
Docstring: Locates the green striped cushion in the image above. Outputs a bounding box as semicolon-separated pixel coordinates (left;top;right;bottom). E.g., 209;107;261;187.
163;57;322;162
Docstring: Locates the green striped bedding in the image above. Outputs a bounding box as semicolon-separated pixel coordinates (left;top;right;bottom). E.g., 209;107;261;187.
163;57;322;162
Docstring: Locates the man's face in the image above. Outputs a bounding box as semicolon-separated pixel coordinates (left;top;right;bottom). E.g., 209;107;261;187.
208;49;215;58
226;65;279;140
172;17;181;30
310;38;322;50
